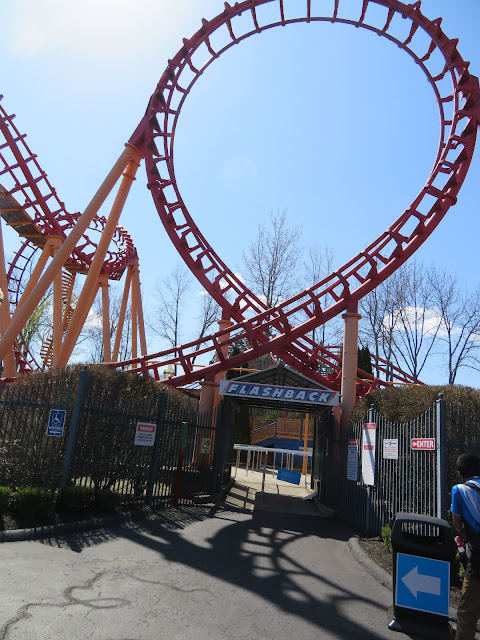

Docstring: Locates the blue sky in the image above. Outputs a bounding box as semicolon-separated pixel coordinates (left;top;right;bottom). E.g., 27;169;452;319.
0;0;479;385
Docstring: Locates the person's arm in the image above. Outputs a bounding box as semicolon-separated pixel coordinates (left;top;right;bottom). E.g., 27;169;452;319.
451;485;464;535
453;513;464;535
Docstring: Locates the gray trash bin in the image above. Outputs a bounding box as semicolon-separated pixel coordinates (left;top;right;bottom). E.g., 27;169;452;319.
388;512;456;637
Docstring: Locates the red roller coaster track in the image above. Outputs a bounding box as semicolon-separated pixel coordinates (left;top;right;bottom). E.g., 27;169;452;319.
1;0;479;398
112;0;480;391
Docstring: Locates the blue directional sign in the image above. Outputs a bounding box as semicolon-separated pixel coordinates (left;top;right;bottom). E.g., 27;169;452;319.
395;553;450;617
46;409;66;437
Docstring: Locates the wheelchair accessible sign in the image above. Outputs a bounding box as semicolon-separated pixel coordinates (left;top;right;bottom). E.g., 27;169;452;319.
395;553;450;617
46;409;66;437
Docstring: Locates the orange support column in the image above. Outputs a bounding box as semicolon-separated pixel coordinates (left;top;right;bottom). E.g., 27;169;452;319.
302;413;310;475
112;265;132;362
131;257;147;356
0;144;139;366
340;307;361;427
213;317;234;408
0;218;16;377
15;236;57;314
130;268;138;360
199;380;218;415
55;150;142;367
48;236;64;361
99;275;111;363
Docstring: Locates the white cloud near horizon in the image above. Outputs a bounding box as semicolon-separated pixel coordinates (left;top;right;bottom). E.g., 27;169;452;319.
3;0;204;64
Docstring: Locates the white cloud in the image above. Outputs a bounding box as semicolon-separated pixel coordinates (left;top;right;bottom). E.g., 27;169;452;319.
383;306;442;335
4;0;203;64
10;22;47;58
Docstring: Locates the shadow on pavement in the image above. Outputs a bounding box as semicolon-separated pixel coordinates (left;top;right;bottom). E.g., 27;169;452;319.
34;494;430;639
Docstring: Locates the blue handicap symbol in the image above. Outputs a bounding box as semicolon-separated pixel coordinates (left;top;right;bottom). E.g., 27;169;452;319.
47;409;66;437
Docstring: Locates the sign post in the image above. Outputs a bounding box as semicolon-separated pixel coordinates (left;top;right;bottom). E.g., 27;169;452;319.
173;422;188;508
361;422;376;485
363;407;376;534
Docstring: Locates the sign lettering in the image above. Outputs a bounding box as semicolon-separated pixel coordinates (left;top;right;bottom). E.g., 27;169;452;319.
219;380;339;406
411;438;436;451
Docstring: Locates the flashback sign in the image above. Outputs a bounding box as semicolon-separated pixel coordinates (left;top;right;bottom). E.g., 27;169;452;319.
134;422;157;447
411;438;436;451
219;380;339;406
46;409;66;437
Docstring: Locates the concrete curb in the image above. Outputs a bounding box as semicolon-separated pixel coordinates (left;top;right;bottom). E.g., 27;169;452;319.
0;505;156;543
348;534;393;590
0;481;236;543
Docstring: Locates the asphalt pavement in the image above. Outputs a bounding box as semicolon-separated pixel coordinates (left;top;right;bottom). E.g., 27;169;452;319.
0;468;451;639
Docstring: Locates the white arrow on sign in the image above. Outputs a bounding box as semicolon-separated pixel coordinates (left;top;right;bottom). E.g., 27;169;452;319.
401;566;441;599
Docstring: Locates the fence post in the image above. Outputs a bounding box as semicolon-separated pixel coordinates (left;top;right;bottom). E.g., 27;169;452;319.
365;404;375;535
173;421;188;508
146;389;167;506
59;366;89;488
436;392;447;520
211;404;225;495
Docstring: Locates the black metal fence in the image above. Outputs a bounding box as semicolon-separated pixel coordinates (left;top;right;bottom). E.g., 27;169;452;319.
0;367;233;508
314;395;480;535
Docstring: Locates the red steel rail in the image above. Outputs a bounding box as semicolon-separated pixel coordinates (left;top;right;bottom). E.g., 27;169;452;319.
0;98;136;279
108;0;479;392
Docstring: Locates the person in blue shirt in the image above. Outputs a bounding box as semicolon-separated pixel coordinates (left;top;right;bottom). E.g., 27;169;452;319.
451;452;480;640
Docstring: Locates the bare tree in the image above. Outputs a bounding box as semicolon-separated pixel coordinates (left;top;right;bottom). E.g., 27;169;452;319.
303;244;339;348
191;293;221;363
359;269;405;379
389;262;441;382
429;269;480;384
81;287;133;363
153;264;192;350
242;208;302;309
152;264;228;372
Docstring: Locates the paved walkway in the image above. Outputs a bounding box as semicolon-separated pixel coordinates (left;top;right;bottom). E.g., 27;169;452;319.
0;470;449;640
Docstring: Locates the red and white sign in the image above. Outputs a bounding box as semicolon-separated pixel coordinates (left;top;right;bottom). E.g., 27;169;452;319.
361;423;376;486
411;438;436;451
134;421;157;446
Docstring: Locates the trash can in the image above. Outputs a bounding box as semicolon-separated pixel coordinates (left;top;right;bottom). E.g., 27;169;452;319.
388;512;456;638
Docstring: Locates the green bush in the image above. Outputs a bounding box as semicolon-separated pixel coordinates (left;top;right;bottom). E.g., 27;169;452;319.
11;487;54;519
352;385;480;424
94;489;122;513
56;486;95;514
451;550;466;588
381;524;392;554
0;486;12;515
